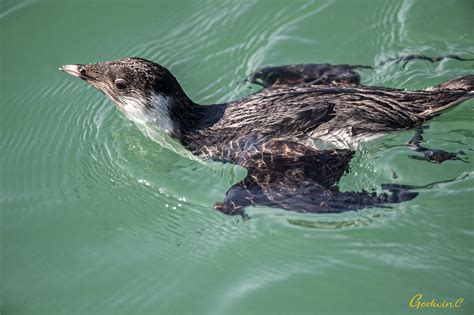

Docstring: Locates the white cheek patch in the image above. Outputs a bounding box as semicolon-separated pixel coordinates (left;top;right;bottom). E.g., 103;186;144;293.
118;93;175;135
114;93;199;161
147;94;175;135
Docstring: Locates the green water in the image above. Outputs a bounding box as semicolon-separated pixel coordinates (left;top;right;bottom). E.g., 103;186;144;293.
1;0;473;314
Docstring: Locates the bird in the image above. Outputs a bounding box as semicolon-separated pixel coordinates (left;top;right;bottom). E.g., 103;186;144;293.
60;57;473;217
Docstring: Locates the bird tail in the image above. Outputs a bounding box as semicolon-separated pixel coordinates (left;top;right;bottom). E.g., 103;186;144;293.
429;74;474;92
419;75;474;118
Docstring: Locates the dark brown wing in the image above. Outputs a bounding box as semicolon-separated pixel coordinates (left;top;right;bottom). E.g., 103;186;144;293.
214;140;417;217
247;63;369;89
247;55;474;89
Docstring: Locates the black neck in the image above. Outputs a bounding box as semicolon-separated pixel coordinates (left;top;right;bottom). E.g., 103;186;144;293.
166;92;227;140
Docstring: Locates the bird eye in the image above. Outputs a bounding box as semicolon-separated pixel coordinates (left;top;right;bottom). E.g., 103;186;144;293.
79;66;86;75
114;79;128;90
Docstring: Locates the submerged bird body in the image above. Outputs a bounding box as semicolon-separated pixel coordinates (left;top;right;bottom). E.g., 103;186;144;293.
60;57;474;216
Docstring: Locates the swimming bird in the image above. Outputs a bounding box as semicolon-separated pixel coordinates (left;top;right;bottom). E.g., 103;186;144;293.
60;57;473;217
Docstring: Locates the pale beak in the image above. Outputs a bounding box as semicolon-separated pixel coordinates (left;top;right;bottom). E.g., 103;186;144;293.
59;64;92;80
59;64;81;76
